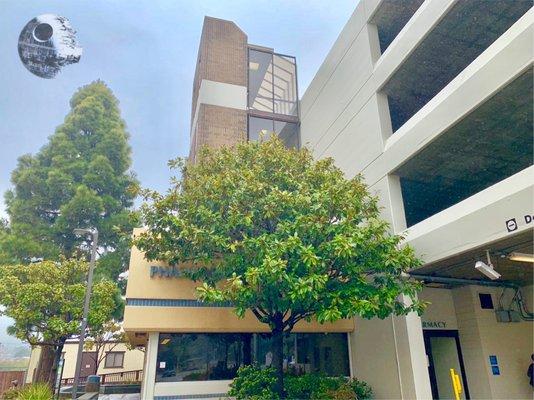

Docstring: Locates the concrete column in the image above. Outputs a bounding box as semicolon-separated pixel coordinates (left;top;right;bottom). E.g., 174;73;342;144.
140;332;158;400
369;174;407;235
350;311;432;399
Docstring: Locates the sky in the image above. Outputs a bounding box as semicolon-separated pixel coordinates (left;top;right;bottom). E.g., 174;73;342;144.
0;0;358;351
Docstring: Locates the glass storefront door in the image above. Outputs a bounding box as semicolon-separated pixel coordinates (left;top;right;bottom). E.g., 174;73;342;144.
424;330;470;400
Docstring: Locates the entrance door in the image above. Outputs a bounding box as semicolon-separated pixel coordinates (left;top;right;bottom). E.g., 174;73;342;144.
423;330;469;400
80;352;97;377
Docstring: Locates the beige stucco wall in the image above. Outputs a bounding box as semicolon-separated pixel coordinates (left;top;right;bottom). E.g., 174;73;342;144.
25;346;41;384
62;342;145;379
419;287;458;330
124;228;355;341
26;342;145;382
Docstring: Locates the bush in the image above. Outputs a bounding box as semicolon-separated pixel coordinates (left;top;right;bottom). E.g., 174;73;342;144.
348;378;373;400
285;374;342;399
228;365;280;400
229;366;373;400
2;383;53;400
324;383;357;400
2;387;19;400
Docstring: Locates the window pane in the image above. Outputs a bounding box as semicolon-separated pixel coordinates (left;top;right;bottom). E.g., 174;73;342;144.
156;333;251;382
273;55;298;117
105;352;123;368
274;120;299;149
248;50;273;113
116;353;124;367
248;116;274;142
156;333;349;381
249;117;298;148
254;333;349;376
295;333;350;376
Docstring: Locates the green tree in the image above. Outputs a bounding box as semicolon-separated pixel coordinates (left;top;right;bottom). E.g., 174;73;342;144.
0;259;121;387
136;137;425;397
0;81;138;280
84;320;130;375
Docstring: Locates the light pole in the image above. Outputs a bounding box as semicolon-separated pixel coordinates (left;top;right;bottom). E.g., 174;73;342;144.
71;228;98;400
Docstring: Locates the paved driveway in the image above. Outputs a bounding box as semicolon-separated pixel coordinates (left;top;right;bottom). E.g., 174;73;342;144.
98;395;140;400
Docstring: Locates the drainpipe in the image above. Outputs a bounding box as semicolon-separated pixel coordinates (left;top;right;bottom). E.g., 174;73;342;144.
410;274;534;321
408;274;518;288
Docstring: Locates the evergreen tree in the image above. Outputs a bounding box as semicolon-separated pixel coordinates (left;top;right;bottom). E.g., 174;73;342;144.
0;81;138;279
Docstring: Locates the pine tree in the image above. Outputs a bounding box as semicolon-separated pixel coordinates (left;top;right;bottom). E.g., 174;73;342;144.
1;81;138;280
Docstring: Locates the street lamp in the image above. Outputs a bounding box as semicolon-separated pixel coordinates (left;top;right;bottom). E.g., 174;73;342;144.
71;228;98;400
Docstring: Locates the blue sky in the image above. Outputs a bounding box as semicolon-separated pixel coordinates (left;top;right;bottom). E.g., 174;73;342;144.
0;0;357;217
0;0;357;349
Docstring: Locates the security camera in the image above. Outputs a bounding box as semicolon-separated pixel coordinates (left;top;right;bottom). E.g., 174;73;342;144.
475;261;501;280
475;250;501;280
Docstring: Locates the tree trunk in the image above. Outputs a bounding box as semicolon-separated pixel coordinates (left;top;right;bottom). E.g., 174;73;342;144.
243;334;252;365
271;328;285;398
34;345;56;386
92;345;100;375
50;342;65;389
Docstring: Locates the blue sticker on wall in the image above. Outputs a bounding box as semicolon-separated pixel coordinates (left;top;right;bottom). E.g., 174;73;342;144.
491;365;500;375
489;355;498;365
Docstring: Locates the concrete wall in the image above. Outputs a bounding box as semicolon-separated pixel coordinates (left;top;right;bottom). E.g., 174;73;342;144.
299;1;533;399
350;313;431;400
453;285;533;399
301;2;534;259
419;287;458;330
419;285;534;399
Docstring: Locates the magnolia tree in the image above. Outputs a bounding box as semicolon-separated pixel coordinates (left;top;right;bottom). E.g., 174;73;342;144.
136;137;425;397
0;259;121;387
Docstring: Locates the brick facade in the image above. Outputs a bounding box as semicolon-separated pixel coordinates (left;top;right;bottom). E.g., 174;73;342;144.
189;17;248;162
190;104;247;162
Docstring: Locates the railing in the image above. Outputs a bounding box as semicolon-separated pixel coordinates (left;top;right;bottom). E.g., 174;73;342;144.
61;370;143;385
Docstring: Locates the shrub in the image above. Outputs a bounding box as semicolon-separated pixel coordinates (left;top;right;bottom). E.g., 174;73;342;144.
3;383;53;400
228;365;280;400
2;387;20;400
285;374;341;399
229;366;373;400
348;378;373;400
324;383;357;400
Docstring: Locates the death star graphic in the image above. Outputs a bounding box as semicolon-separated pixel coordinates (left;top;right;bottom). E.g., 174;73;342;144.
18;14;82;79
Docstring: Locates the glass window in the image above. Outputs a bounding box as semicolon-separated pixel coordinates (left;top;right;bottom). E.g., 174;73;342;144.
273;55;298;117
104;352;124;368
249;117;299;148
156;333;349;382
248;49;298;118
254;333;349;376
156;333;252;382
274;120;299;149
248;49;274;113
248;116;274;142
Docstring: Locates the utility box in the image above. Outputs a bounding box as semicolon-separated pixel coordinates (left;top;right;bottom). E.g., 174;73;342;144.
85;375;101;393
